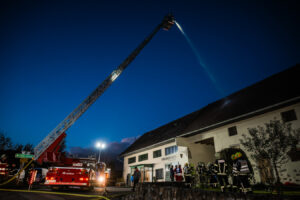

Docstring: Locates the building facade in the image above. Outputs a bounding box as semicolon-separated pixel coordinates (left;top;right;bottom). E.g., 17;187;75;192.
121;65;300;184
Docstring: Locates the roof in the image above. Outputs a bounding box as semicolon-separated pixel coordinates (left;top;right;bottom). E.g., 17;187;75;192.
120;64;300;156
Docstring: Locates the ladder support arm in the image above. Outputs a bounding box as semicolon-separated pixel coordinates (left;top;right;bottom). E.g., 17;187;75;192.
34;14;175;161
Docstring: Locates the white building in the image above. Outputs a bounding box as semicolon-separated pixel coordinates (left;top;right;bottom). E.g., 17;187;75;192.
120;65;300;184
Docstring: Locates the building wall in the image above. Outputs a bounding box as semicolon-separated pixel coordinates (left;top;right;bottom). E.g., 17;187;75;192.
122;102;300;184
183;102;300;184
187;142;216;167
123;142;189;183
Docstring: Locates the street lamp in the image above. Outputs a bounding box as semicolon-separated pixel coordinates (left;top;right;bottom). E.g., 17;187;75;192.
96;142;106;163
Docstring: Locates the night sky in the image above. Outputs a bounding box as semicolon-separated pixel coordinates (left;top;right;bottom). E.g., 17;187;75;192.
0;0;299;150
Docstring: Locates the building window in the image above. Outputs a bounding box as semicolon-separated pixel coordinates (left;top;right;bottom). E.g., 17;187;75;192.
165;145;178;156
281;109;297;122
153;149;162;158
228;126;238;136
288;148;300;162
155;168;164;180
128;157;136;164
138;153;148;162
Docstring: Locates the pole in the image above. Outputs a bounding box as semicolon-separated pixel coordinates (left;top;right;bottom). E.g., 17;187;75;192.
98;149;101;163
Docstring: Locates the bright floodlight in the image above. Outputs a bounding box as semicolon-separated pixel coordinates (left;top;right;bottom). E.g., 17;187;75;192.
96;142;106;149
96;142;101;148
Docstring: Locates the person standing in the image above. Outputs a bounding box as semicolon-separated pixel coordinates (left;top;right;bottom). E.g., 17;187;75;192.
170;165;174;182
231;152;252;193
215;153;229;192
196;162;207;187
132;167;141;191
130;174;134;186
175;164;183;182
184;163;191;184
174;165;178;180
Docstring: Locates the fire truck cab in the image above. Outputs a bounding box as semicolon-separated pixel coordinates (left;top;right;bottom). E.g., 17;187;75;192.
45;158;102;190
95;162;110;187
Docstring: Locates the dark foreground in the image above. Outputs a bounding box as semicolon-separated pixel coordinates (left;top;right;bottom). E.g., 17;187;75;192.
0;186;132;200
122;182;300;200
0;190;86;200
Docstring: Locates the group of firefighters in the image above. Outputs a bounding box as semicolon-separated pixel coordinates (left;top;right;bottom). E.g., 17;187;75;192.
170;152;252;193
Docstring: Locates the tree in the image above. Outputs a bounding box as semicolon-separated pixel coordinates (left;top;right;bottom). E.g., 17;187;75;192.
240;119;300;184
23;144;34;153
0;132;13;151
14;144;24;152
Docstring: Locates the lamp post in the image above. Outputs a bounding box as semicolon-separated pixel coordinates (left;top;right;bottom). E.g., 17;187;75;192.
96;142;106;163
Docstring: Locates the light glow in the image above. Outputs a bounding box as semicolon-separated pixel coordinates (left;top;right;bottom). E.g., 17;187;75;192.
97;176;105;183
96;142;106;149
96;142;101;148
111;70;121;82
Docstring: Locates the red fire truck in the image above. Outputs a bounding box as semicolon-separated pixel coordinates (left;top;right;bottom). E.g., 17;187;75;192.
44;158;109;190
0;163;8;177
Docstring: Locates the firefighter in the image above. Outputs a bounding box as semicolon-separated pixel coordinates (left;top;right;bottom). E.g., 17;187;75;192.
215;153;229;192
169;165;175;182
196;162;207;187
207;162;218;188
184;163;191;185
231;152;252;193
189;163;196;187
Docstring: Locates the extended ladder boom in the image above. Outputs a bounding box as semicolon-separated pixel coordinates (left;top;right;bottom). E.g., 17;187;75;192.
34;14;175;161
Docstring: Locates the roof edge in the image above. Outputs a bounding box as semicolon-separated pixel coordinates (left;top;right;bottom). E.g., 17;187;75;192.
179;96;300;138
120;138;175;157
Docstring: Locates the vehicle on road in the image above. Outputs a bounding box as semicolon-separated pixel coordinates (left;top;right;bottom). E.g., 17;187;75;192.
44;158;110;190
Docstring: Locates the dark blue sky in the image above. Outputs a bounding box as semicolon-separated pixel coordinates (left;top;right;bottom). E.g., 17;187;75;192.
0;0;299;149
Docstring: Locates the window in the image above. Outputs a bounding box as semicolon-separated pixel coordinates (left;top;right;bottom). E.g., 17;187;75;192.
153;150;162;158
288;148;300;162
228;126;238;136
138;153;148;162
165;145;178;156
128;157;136;164
155;168;164;180
281;109;297;122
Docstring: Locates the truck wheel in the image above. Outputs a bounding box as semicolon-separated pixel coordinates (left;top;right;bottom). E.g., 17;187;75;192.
51;186;61;191
81;186;93;191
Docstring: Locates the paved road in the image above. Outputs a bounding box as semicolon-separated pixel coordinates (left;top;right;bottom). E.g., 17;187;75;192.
0;190;86;200
0;187;132;200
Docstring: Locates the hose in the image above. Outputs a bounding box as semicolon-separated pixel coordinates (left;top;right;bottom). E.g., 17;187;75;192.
0;159;34;186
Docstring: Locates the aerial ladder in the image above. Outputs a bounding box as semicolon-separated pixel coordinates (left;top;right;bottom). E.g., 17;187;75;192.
34;14;175;164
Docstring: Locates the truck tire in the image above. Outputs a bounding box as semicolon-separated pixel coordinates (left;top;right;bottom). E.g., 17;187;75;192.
81;186;93;191
51;186;62;191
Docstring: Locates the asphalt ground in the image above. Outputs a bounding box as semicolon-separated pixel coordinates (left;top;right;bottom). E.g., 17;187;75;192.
0;186;132;200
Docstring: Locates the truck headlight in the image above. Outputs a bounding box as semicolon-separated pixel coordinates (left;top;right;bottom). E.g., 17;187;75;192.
97;176;105;183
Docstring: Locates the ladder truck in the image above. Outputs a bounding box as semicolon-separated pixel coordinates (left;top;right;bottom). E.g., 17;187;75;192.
32;14;175;190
